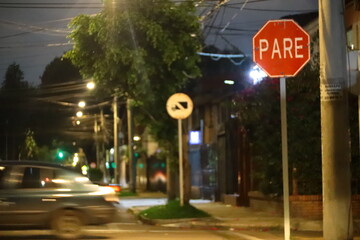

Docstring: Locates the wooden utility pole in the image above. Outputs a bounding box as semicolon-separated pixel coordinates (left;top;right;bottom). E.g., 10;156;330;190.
127;98;136;193
113;96;119;184
319;0;353;239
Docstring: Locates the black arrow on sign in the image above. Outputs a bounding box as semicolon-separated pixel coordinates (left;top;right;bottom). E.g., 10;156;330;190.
171;101;188;111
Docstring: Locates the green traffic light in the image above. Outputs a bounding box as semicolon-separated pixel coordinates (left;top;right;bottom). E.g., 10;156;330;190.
57;151;64;159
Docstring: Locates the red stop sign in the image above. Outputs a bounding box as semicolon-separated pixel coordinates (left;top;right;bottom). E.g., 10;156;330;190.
253;19;310;78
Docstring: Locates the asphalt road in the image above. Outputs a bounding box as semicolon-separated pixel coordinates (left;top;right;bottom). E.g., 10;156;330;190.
0;200;314;240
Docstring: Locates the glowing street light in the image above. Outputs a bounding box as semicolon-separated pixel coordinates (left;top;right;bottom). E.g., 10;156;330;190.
133;135;141;141
76;111;83;118
249;65;267;84
224;79;235;85
73;153;79;167
78;101;86;108
86;81;95;90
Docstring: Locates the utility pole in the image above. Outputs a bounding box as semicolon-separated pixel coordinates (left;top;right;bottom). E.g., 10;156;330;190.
94;114;100;167
127;98;135;192
113;96;119;184
319;0;353;239
5;120;8;160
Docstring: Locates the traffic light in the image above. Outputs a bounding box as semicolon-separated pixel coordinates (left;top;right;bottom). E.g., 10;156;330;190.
57;150;65;160
58;151;64;159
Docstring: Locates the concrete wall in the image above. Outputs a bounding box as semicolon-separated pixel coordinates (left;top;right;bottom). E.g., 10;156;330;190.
248;191;360;219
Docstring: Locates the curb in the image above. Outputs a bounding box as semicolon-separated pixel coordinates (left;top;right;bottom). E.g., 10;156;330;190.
128;206;360;233
130;207;285;231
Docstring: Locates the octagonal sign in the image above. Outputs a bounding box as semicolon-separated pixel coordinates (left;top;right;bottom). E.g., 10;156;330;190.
253;19;310;78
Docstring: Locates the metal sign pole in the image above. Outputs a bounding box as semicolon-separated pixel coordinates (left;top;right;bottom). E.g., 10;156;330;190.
178;118;184;206
280;77;290;240
166;93;193;207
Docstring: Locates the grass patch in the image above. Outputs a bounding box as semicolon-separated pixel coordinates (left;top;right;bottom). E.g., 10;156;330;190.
139;200;211;219
119;190;138;197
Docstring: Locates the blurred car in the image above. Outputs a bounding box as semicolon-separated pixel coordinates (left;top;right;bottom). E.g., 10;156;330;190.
0;160;119;239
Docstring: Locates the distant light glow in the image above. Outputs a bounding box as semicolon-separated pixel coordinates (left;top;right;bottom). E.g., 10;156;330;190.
153;171;166;182
110;148;114;154
190;131;201;145
224;79;235;85
133;135;141;141
87;81;95;90
73;153;79;167
81;165;88;175
249;65;267;84
78;101;86;108
76;111;83;118
76;120;81;125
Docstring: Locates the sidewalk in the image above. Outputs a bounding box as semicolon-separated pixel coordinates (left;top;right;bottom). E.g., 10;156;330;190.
124;191;360;239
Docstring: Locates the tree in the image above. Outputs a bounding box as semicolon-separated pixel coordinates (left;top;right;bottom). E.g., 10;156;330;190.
0;63;32;160
66;0;202;202
41;57;81;86
2;62;28;89
66;0;201;101
19;129;39;160
233;40;321;196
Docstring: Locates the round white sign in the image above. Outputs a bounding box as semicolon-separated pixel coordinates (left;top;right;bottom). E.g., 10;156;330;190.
166;93;193;119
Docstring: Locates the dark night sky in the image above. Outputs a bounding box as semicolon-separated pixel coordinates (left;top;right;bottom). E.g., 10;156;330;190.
0;0;318;86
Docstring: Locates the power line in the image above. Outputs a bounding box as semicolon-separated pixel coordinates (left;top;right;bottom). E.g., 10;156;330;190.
200;0;231;22
0;19;70;35
205;25;257;33
197;51;245;58
225;5;317;13
0;2;102;6
0;3;103;9
0;42;72;49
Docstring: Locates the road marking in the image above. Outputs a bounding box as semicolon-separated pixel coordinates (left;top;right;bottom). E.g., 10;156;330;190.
229;232;265;240
85;229;208;234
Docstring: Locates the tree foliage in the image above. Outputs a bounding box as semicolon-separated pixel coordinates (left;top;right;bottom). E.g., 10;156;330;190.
19;129;38;160
41;56;81;86
2;62;28;89
65;0;202;168
0;63;33;160
65;0;201;101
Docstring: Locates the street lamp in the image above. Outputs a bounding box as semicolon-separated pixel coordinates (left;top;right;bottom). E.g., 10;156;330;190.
249;65;267;84
78;101;86;108
224;79;235;85
86;81;95;90
76;111;83;118
133;135;141;141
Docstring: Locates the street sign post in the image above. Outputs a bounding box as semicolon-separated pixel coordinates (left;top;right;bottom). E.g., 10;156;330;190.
253;19;310;240
166;93;193;206
166;93;193;119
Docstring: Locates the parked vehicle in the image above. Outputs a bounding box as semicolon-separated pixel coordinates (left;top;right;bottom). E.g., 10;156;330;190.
0;160;118;239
